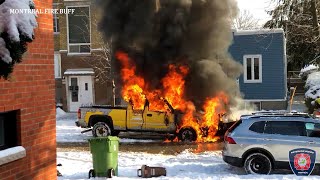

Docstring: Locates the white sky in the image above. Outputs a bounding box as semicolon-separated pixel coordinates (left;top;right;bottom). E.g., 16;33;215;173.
236;0;276;25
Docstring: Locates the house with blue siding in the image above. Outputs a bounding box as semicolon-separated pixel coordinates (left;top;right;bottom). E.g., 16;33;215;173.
229;29;287;110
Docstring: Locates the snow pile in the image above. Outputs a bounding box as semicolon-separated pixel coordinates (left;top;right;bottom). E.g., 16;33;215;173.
56;107;66;118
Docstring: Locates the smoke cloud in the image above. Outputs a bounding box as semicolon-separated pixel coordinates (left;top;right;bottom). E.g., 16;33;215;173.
98;0;242;110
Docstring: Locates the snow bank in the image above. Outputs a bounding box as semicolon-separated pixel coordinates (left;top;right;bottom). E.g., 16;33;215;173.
0;0;37;63
56;107;66;118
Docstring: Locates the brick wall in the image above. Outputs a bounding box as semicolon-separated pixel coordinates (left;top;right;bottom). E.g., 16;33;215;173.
0;0;56;179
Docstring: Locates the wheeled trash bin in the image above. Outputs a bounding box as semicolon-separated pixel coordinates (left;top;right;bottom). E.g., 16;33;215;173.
88;136;119;178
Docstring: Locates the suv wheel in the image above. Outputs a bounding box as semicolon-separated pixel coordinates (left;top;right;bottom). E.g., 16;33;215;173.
92;122;111;137
244;153;272;174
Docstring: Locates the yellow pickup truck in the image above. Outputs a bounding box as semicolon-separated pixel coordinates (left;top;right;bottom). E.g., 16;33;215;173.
75;101;198;141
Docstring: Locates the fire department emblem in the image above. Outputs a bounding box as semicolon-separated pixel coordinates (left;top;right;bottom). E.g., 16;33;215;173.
289;148;316;176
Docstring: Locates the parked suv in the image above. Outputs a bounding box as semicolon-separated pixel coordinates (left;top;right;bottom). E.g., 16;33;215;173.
222;113;320;174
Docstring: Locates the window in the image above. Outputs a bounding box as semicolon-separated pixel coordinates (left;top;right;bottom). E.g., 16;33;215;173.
264;121;306;136
71;78;78;102
67;6;91;54
53;12;59;33
0;111;18;151
249;121;265;133
305;122;320;138
226;120;242;133
54;53;61;78
243;55;262;83
0;119;4;147
85;83;88;91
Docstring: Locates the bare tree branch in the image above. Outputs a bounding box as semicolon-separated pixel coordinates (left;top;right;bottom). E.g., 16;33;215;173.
232;10;260;30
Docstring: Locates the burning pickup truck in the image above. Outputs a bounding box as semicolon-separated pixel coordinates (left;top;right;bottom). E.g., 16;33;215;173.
76;98;232;142
76;99;197;141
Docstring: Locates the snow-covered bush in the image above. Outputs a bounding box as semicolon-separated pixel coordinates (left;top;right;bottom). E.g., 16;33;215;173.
304;71;320;113
0;0;37;79
305;71;320;91
299;64;319;81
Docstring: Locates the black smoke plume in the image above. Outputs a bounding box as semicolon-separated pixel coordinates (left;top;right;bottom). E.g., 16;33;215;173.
98;0;242;109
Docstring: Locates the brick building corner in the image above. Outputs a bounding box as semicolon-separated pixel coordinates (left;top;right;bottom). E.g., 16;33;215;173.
0;0;56;179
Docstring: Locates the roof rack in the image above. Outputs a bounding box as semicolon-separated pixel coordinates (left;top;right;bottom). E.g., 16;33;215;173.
249;113;312;118
240;110;314;119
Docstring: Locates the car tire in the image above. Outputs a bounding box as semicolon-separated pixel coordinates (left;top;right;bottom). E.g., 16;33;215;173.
92;122;111;137
244;153;272;175
178;127;197;142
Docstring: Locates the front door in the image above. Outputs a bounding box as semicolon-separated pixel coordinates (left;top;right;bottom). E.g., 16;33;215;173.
68;76;94;112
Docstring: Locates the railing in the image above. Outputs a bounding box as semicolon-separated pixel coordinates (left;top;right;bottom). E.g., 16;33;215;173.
287;71;301;79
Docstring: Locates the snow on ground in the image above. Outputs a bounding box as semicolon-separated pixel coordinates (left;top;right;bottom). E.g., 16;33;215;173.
57;150;320;180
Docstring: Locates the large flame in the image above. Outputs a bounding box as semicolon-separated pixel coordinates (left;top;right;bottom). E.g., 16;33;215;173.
116;51;229;142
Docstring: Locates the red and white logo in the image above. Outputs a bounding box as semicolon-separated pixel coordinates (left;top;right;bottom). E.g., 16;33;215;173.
294;153;311;170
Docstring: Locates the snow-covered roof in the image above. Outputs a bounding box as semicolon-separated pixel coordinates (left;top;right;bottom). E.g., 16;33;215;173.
233;28;284;36
64;68;94;75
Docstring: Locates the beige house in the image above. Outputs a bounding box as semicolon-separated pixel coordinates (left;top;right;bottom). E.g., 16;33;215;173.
53;0;117;112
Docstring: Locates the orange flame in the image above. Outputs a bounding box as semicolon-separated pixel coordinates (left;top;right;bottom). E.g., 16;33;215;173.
116;51;229;142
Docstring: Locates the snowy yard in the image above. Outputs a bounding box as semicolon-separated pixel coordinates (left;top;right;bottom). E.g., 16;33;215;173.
56;107;319;180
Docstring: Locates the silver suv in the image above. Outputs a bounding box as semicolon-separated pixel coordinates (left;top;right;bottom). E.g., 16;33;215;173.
222;113;320;174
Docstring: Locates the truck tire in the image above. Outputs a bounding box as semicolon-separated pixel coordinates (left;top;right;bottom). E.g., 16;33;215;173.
178;127;197;142
92;122;111;137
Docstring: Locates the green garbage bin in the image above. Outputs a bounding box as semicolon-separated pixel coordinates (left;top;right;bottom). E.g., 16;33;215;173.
88;136;119;178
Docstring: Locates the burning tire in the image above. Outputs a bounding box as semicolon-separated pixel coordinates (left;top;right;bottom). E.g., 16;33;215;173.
92;122;111;137
178;127;197;142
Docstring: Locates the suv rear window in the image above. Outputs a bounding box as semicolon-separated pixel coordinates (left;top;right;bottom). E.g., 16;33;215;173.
227;120;242;133
264;121;306;136
249;121;265;133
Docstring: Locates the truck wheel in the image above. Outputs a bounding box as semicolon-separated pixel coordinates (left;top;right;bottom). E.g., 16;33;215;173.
178;127;197;142
92;122;111;137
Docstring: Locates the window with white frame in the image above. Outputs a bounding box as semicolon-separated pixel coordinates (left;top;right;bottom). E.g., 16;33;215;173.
53;12;59;33
67;6;91;54
54;53;61;78
243;55;262;83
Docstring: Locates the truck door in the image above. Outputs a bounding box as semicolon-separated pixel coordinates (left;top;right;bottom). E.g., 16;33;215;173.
127;106;144;130
143;106;174;131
